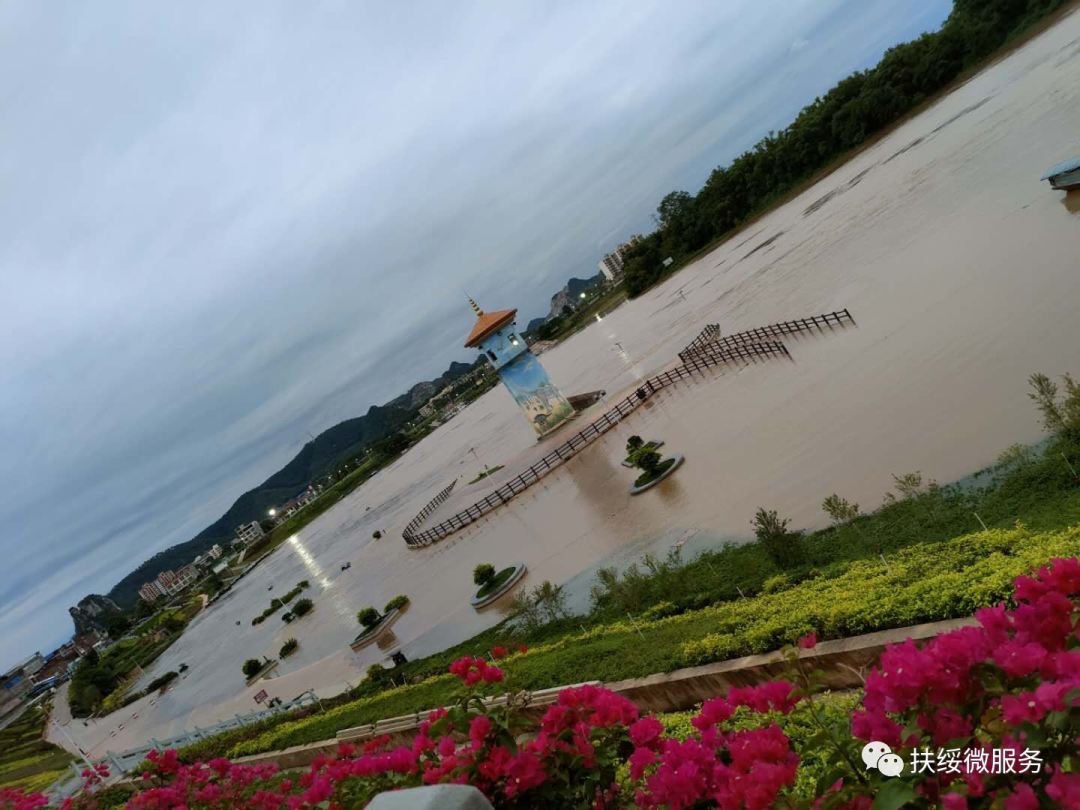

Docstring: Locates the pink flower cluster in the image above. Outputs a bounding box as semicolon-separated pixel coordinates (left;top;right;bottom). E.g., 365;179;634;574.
633;682;802;809
0;788;47;810
848;556;1080;806
447;656;503;687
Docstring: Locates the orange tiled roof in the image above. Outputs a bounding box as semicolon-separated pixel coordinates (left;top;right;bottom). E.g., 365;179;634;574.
464;308;517;347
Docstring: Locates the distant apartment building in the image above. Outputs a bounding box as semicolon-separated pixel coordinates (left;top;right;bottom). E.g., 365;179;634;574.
234;521;265;547
192;544;224;571
159;565;198;595
139;562;200;604
597;234;645;281
138;579;167;603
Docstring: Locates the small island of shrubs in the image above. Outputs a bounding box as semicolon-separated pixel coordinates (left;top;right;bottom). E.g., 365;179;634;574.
626;435;681;490
473;563;516;599
282;597;314;623
279;638;298;658
357;595;409;631
241;658;264;680
252;581;310;625
146;670;178;693
357;606;381;630
383;594;409;612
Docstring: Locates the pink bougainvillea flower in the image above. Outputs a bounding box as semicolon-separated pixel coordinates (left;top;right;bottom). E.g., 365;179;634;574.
629;716;665;750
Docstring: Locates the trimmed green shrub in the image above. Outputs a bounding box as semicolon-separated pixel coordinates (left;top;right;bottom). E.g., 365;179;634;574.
241;659;262;679
292;598;313;617
279;639;298;658
146;671;178;693
472;563;496;589
384;595;409;612
357;607;381;629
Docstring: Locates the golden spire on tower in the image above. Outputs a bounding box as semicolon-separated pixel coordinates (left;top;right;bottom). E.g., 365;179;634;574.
466;294;484;317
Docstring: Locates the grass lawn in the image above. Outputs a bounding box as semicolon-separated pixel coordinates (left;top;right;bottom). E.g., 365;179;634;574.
0;706;74;790
633;457;676;488
475;566;517;599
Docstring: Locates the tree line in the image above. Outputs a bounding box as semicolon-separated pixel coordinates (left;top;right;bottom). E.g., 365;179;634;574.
621;0;1066;296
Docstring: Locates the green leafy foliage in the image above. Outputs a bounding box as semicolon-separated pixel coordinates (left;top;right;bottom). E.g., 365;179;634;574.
357;607;381;629
821;494;860;524
279;639;298;658
472;563;496;588
753;508;805;568
291;598;313;617
475;566;516;599
383;595;409;612
146;671;178;693
252;582;308;623
241;659;263;679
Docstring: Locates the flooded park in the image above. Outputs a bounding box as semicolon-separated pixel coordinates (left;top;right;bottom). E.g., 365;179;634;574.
55;11;1080;758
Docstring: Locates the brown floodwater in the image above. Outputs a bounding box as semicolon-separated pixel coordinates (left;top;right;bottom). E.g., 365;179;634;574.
55;11;1080;757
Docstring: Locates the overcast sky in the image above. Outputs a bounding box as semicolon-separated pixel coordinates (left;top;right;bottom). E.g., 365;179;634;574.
0;0;952;670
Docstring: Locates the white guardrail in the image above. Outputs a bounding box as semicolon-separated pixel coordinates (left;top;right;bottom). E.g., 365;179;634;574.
46;689;321;801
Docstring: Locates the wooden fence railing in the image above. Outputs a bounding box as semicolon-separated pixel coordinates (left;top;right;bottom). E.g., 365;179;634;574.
401;318;824;546
679;309;853;363
403;480;458;537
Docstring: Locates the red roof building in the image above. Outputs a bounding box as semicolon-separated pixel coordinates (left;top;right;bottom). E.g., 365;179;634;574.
464;307;517;348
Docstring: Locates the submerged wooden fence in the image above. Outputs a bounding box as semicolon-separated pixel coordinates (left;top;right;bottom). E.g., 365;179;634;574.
678;309;853;363
403;310;852;547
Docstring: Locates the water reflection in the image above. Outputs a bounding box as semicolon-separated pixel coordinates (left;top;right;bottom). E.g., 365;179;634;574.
288;534;333;590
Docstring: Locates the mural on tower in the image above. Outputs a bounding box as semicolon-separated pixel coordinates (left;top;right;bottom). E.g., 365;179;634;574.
499;353;575;436
464;298;575;438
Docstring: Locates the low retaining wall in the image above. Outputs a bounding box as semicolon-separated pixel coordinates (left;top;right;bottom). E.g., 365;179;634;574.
605;616;975;714
231;612;971;772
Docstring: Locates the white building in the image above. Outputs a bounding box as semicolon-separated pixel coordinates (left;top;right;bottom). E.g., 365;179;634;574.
234;521;265;547
138;579;167;603
597;234;645;281
159;565;198;595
